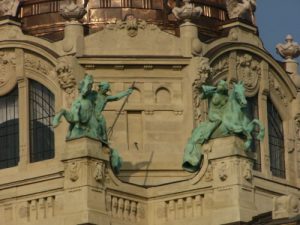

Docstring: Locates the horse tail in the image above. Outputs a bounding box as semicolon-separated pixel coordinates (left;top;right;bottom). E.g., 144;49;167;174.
252;119;265;141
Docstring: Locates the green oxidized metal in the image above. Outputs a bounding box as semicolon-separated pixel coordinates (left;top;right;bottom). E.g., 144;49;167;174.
52;74;132;174
183;80;265;172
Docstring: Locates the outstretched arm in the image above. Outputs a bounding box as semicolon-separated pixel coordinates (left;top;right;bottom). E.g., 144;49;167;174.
201;85;217;99
107;88;133;101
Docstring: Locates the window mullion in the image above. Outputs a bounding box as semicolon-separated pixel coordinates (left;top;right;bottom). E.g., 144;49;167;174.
17;77;30;167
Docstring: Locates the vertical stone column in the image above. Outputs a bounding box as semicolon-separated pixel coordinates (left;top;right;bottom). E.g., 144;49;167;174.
206;136;257;224
62;21;85;56
16;48;30;167
60;1;86;56
62;137;111;225
179;22;199;57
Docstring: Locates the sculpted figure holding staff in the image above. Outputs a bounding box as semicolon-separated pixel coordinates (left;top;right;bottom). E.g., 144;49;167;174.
52;74;133;174
93;81;133;145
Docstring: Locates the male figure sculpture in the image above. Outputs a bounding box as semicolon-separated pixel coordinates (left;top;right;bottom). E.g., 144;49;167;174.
94;81;133;145
183;80;264;172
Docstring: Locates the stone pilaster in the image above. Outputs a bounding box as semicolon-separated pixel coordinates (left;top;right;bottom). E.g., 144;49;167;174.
206;136;257;224
62;137;111;225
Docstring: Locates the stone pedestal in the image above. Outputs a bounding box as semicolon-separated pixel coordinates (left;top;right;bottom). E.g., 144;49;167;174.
205;136;257;224
62;137;110;225
179;22;198;57
63;21;84;56
285;59;299;76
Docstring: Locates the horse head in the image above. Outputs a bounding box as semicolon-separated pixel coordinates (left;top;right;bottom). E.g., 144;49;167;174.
233;81;247;108
78;74;93;97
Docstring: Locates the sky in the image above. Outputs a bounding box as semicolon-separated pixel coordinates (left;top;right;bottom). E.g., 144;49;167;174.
256;0;300;63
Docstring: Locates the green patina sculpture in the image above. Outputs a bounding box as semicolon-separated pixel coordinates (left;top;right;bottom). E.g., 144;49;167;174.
183;80;265;172
53;74;132;174
94;81;133;145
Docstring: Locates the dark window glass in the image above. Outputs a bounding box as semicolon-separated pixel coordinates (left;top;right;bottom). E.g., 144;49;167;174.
0;87;19;169
246;95;261;171
29;80;55;162
267;99;285;178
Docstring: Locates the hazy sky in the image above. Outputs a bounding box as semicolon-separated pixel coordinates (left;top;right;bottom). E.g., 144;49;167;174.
256;0;300;63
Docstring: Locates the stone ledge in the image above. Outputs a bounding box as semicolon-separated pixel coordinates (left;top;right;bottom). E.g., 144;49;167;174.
205;136;255;160
62;137;110;161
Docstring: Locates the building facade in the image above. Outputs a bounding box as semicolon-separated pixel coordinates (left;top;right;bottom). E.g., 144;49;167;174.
0;0;299;225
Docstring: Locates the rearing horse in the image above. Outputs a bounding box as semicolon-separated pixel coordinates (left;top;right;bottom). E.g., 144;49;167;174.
211;81;265;150
182;81;264;172
52;74;99;140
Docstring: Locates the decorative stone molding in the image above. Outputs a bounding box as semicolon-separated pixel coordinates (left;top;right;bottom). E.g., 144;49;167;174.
172;0;202;22
60;0;87;21
0;50;16;87
226;0;256;24
55;58;76;94
204;163;213;182
69;161;80;182
0;0;20;17
269;75;288;106
106;194;142;221
236;53;261;92
276;35;300;60
106;15;157;37
165;194;204;220
295;114;300;141
93;161;106;184
218;162;228;181
242;160;252;182
192;57;212;123
272;194;300;219
211;55;229;79
28;196;55;221
24;53;52;76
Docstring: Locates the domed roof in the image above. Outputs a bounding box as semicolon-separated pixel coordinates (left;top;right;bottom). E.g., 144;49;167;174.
17;0;250;41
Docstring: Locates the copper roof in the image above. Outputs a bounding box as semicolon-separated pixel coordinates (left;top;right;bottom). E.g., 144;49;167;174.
18;0;229;41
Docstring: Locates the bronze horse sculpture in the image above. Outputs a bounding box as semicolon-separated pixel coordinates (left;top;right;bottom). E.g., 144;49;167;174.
52;74;99;140
183;81;264;172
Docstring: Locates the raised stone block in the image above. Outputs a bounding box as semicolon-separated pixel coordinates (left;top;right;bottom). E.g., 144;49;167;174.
272;194;300;219
62;137;110;161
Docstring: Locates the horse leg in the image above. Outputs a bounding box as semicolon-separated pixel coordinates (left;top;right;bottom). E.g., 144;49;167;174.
52;109;77;128
52;109;66;127
244;121;254;151
252;119;265;141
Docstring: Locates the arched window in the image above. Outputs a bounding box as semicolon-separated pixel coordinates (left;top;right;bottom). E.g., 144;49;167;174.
29;80;55;162
246;95;261;171
155;87;171;104
267;99;285;178
0;87;19;169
